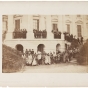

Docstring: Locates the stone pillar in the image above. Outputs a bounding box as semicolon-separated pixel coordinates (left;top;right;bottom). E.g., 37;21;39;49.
6;15;14;40
83;15;88;40
39;15;45;31
72;16;77;37
22;15;28;29
58;15;64;40
46;15;53;39
27;15;34;39
58;15;63;32
58;15;65;52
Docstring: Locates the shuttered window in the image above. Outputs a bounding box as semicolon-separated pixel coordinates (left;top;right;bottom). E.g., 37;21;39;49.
33;19;39;30
15;19;20;30
77;25;81;37
67;24;70;33
53;24;57;30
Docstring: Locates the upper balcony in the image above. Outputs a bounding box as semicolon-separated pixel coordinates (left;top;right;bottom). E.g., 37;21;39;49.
63;32;75;42
51;29;61;39
13;29;27;39
33;29;47;39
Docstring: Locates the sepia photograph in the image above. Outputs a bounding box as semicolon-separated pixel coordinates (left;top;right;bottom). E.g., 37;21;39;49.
2;14;88;73
1;1;88;87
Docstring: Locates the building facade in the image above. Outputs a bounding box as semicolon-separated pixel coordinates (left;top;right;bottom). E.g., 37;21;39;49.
2;15;88;53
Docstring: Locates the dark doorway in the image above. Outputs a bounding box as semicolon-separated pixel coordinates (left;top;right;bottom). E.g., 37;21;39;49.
37;44;45;53
56;44;60;54
16;44;23;52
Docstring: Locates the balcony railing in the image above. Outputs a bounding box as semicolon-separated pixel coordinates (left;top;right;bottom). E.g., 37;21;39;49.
63;32;74;42
13;29;27;39
33;29;47;38
52;29;61;39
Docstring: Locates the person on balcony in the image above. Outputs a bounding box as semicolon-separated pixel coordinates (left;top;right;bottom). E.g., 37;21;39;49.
70;34;73;42
63;32;67;40
77;37;80;44
66;33;69;41
39;30;42;38
42;29;46;38
68;34;70;42
16;29;20;38
36;30;39;38
33;29;37;38
58;32;61;39
81;36;83;44
20;29;23;38
24;29;27;38
45;29;47;38
13;30;16;39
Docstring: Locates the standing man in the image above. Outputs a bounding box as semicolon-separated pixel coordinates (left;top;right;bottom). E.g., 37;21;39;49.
81;36;83;44
37;51;42;65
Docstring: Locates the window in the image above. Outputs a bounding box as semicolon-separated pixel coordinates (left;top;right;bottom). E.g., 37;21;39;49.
67;24;70;33
53;24;57;30
15;19;20;30
77;25;81;37
33;19;39;30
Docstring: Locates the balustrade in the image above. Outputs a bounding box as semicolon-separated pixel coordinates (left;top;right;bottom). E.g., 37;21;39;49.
13;29;27;39
33;29;47;38
52;29;61;39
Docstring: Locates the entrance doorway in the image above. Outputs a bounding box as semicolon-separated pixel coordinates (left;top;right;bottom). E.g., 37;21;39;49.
37;44;45;53
56;44;60;54
16;44;23;52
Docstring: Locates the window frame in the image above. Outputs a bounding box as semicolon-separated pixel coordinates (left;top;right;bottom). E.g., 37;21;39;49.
66;24;70;34
77;25;81;37
33;19;39;30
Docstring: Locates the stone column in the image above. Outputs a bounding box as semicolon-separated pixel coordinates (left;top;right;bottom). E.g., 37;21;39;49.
46;15;53;39
58;15;64;40
39;15;45;31
72;16;77;37
27;15;34;39
22;15;28;29
6;15;14;40
83;15;88;40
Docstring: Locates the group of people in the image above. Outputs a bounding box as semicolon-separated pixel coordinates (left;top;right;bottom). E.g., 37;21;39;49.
77;37;83;44
64;32;83;44
54;32;61;39
21;47;79;66
13;29;27;39
63;32;74;42
33;29;47;38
